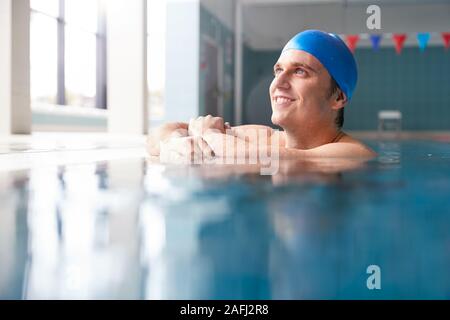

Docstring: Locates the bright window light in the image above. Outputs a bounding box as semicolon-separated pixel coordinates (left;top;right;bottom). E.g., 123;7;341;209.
147;0;167;118
30;12;58;104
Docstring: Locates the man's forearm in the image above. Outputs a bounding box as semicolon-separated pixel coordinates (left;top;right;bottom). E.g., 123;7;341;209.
201;131;375;160
202;131;278;161
147;120;284;159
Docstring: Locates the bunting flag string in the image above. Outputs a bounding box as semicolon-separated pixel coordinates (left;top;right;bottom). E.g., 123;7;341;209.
338;31;450;54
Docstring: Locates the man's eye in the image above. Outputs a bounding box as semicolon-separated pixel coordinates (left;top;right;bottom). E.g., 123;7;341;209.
273;68;282;76
295;68;306;75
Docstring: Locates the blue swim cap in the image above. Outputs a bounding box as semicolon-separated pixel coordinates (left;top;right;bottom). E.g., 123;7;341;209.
282;30;358;100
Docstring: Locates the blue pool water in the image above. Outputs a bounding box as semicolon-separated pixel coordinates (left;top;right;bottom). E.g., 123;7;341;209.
0;139;449;299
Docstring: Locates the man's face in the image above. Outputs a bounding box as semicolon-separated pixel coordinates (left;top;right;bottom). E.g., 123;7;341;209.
269;49;335;131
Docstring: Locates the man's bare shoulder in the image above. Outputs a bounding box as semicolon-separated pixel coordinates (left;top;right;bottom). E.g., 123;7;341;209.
338;133;377;157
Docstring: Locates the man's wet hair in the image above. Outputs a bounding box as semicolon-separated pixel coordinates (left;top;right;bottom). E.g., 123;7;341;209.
328;77;344;129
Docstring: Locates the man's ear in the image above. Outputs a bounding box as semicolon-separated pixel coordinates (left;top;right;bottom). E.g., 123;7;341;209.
330;89;347;110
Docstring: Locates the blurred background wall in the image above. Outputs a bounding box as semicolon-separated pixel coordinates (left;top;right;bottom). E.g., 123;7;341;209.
240;1;450;130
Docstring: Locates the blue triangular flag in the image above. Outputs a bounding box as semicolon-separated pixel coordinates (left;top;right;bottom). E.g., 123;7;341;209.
417;33;430;52
369;34;382;50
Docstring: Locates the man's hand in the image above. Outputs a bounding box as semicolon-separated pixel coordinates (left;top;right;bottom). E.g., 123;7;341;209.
188;115;229;137
147;117;232;158
147;122;189;156
160;135;215;163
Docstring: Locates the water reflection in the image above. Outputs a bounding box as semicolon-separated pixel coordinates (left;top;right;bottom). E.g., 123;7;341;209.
377;141;401;167
2;161;144;299
0;172;29;299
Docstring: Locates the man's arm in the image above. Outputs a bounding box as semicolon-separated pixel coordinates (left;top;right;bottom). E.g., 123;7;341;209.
202;131;376;159
201;129;283;160
147;122;188;156
148;118;374;159
281;142;377;158
227;125;286;147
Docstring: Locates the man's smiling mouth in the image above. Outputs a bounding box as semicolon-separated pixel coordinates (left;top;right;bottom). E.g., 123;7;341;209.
274;95;295;106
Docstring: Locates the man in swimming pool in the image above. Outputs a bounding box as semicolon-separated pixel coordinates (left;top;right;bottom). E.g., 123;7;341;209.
147;30;376;160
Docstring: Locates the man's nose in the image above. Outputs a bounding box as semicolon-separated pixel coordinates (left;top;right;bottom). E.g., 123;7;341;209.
274;71;290;89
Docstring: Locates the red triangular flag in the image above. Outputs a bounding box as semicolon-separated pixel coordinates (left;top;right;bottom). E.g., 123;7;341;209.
345;35;360;53
442;32;450;50
392;34;407;55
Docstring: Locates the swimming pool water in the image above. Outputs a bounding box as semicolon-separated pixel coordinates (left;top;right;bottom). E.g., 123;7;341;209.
0;139;449;299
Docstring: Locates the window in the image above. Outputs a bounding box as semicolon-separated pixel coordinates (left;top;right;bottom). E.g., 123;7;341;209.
30;0;107;108
30;0;58;105
147;0;166;119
